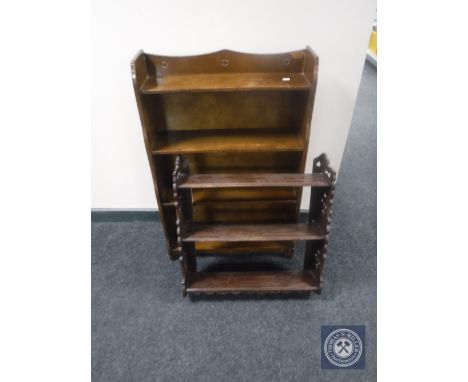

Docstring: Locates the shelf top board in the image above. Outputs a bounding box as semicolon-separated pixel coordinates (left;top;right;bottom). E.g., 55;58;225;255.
140;72;311;94
152;130;304;154
183;223;325;242
186;271;318;293
180;173;332;188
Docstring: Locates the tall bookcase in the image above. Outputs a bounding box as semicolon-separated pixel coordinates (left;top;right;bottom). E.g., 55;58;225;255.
131;48;334;296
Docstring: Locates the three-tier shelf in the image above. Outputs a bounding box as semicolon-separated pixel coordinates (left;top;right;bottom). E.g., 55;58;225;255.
131;48;335;296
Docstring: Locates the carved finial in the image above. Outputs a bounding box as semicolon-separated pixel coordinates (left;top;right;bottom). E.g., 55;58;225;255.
313;153;330;173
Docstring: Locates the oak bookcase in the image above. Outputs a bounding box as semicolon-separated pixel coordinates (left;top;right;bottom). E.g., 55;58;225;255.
131;48;335;296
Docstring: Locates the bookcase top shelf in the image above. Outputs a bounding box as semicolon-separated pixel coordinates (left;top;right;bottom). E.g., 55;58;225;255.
140;72;311;94
132;48;318;95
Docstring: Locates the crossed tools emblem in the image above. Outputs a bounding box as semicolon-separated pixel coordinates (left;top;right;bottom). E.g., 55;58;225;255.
336;340;351;354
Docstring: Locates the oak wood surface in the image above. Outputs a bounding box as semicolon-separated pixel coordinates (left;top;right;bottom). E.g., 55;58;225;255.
192;188;297;204
132;48;319;259
136;49;335;296
182;152;302;173
151;129;304;154
144;49;308;77
180;173;332;188
183;223;325;242
142;92;307;133
186;271;318;293
192;201;297;224
131;51;178;259
195;241;293;256
140;73;310;93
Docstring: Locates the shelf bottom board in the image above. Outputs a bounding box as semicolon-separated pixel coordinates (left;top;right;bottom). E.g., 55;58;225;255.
186;271;318;294
183;223;324;242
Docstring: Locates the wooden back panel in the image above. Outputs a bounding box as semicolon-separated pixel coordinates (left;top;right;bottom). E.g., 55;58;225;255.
142;91;307;133
145;49;308;77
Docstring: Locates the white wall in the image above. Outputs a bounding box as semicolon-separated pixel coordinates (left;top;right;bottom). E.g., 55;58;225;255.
92;0;376;209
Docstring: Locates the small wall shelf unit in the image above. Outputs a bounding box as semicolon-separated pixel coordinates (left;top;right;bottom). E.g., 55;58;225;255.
131;48;336;296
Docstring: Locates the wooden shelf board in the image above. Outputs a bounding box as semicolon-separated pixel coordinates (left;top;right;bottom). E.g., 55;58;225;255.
183;223;324;242
152;130;304;154
193;199;297;207
140;73;311;94
195;241;292;255
186;271;318;293
181;173;331;188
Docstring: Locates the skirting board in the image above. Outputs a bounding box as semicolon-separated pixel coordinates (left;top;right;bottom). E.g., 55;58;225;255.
91;209;160;222
91;209;309;223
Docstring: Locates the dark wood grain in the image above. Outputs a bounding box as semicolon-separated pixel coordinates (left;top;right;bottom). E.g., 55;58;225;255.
142;92;307;132
132;48;319;259
192;201;297;224
144;48;308;77
182;152;302;173
140;72;311;93
180;173;331;188
192;188;297;204
131;51;179;259
151;129;304;154
183;223;325;242
132;48;339;298
186;271;318;293
195;241;293;256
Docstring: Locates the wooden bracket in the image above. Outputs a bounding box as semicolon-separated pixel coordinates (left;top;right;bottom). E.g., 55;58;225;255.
304;153;336;289
172;155;195;295
171;153;335;296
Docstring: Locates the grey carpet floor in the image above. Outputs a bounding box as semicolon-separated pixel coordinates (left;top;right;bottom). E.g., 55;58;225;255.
92;62;376;382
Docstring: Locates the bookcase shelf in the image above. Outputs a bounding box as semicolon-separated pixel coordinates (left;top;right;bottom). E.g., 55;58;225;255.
183;223;325;242
140;72;311;94
180;173;332;188
131;48;331;296
186;271;319;294
151;129;304;154
171;154;336;296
